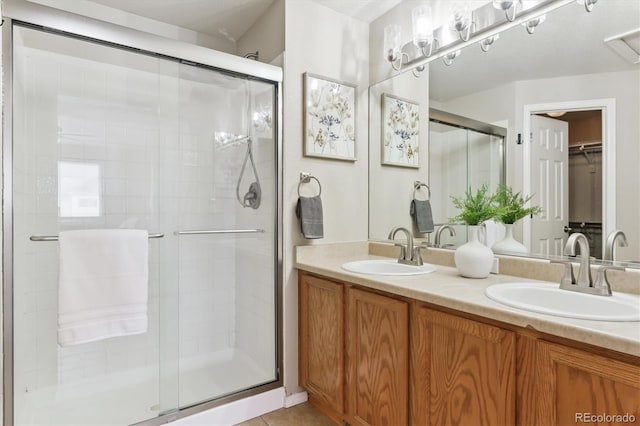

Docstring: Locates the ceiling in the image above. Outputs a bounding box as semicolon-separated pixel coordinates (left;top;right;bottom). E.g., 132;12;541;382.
312;0;402;23
86;0;400;42
88;0;277;42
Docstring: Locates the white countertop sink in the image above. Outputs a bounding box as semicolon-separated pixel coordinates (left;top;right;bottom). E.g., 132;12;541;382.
341;259;436;276
485;282;640;322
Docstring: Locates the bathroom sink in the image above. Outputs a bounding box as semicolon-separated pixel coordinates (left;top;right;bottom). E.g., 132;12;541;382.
485;282;640;321
341;259;436;276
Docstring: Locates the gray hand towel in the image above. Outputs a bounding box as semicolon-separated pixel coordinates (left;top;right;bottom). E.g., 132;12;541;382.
410;199;434;233
296;195;324;239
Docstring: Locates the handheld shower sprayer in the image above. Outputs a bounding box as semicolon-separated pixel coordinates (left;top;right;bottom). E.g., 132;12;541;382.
236;137;261;209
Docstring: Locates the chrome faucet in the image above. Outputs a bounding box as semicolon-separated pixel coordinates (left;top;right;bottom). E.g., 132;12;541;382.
564;233;593;287
388;226;422;265
434;225;456;247
604;230;628;261
558;232;624;296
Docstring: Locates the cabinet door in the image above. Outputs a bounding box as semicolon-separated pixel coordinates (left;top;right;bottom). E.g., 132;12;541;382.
411;306;516;425
346;288;409;426
299;273;344;422
537;340;640;425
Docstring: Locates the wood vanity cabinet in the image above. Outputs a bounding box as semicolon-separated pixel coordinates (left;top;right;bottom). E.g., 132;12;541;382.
410;305;516;425
298;271;640;426
299;273;409;426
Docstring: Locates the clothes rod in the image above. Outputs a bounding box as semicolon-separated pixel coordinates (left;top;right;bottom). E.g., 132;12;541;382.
175;229;266;236
30;233;165;241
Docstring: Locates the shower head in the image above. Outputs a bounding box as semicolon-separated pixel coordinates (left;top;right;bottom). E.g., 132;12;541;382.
214;132;250;148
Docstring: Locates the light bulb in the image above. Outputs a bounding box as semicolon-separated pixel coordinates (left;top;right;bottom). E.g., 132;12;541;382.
384;24;402;62
576;0;598;12
412;6;433;48
493;0;515;10
450;1;471;32
523;14;546;34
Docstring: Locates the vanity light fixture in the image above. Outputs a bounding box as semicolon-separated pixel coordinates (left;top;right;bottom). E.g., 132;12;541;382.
384;24;407;71
523;14;546;34
412;65;426;78
480;34;500;52
450;2;474;42
493;0;519;22
576;0;598;12
443;50;462;66
412;5;436;57
384;0;576;75
384;5;439;72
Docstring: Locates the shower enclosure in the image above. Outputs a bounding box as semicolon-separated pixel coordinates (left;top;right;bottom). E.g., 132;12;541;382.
429;109;506;246
3;14;281;426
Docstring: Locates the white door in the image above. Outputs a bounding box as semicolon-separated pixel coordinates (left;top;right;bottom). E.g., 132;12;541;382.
529;115;569;256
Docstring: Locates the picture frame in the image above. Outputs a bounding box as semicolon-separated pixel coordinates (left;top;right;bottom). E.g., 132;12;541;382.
303;72;357;161
381;93;420;168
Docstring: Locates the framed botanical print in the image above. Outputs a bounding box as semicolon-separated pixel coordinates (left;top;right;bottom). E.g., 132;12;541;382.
303;73;357;161
381;93;420;168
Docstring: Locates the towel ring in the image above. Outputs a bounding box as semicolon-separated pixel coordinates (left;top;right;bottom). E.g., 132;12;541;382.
413;181;430;200
298;172;322;197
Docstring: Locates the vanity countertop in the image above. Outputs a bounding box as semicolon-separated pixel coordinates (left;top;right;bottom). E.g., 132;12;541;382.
295;242;640;357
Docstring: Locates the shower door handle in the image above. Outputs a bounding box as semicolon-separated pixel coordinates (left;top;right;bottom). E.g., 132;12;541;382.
174;229;266;236
30;232;165;241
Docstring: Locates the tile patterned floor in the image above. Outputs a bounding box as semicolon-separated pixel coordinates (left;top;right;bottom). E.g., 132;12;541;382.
235;403;335;426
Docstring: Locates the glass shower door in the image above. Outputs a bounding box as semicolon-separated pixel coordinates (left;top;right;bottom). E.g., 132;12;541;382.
12;25;181;425
174;64;277;408
429;121;469;247
429;120;505;246
11;23;279;425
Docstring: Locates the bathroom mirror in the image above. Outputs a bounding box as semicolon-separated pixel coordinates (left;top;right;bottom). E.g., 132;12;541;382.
368;0;640;265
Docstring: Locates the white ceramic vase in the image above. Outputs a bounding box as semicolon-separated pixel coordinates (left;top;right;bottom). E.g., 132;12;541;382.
454;225;494;279
492;223;528;255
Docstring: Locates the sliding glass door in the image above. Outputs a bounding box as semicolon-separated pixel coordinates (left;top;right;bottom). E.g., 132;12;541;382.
10;24;278;425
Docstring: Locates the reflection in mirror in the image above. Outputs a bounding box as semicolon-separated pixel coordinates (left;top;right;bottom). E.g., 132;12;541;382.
429;109;505;248
369;70;430;240
369;0;640;266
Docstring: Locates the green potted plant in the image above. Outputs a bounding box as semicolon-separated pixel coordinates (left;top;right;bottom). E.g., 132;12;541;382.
449;184;496;278
492;184;543;254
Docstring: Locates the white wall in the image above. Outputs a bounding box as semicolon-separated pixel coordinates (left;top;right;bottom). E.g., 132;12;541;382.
283;0;369;393
237;0;285;64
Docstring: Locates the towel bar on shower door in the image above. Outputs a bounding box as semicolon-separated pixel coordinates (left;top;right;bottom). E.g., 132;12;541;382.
29;233;165;241
174;229;265;236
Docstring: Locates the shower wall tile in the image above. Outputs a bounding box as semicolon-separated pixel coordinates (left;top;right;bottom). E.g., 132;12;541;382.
14;46;167;399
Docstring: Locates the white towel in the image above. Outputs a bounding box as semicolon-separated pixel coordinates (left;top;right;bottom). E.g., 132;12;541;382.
58;229;149;347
